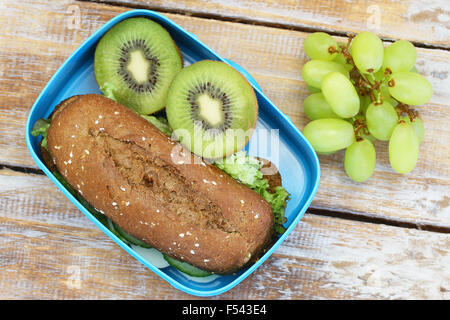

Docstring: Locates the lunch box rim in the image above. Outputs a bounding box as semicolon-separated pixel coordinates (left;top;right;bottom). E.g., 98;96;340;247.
25;9;321;297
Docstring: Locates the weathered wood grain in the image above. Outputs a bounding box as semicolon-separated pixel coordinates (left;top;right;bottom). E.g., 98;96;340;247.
0;0;449;228
1;169;449;299
0;0;449;300
90;0;450;48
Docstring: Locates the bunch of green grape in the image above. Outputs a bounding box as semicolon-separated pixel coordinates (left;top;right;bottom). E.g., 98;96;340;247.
301;31;432;182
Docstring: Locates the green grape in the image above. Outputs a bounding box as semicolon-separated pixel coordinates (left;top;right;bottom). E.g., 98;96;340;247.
382;40;416;73
400;115;425;143
366;101;398;141
359;94;372;114
307;85;321;94
304;32;338;61
303;93;341;120
389;121;419;174
388;71;433;105
344;138;376;182
410;65;418;73
373;68;385;82
301;59;349;89
303;118;355;153
316;151;336;155
321;72;360;118
360;130;376;143
379;83;398;106
351;31;384;73
332;50;346;65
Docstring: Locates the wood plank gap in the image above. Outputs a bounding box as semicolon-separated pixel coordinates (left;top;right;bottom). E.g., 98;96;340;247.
0;163;44;176
308;206;450;234
79;0;450;51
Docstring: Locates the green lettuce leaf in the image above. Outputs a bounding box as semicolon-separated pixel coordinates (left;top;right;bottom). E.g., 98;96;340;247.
214;151;289;234
261;186;290;234
214;151;262;186
31;118;51;150
140;115;173;136
100;82;118;102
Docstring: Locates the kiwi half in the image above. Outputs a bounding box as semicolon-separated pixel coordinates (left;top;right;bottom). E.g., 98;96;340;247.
166;60;258;159
94;18;183;115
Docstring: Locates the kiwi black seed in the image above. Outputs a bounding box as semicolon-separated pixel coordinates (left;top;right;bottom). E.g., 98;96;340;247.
94;18;183;115
166;60;258;159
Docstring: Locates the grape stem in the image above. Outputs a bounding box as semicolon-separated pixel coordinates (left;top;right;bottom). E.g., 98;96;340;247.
352;116;371;140
395;102;419;121
338;34;354;65
354;123;366;138
328;46;338;54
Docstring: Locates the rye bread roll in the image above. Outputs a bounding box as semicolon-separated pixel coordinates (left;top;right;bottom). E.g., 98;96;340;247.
46;94;274;274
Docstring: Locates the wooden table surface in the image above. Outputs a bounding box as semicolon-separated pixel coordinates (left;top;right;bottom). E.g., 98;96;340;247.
0;0;449;299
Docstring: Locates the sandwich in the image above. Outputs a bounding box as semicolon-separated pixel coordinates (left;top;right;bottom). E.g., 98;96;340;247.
32;94;289;275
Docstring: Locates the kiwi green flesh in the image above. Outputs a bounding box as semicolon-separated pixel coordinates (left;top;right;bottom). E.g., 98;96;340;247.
166;60;258;159
94;17;183;115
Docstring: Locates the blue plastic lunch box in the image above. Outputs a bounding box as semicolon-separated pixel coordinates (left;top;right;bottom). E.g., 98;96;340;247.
25;9;320;296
